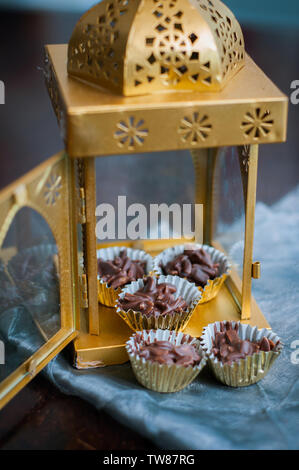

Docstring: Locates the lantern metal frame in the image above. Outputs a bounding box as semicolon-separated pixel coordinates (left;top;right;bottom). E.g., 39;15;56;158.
42;42;287;368
0;0;289;407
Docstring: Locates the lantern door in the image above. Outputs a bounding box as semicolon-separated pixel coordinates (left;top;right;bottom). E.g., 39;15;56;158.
0;151;77;409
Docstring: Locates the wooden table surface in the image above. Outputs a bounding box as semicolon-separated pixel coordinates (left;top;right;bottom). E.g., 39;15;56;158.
0;373;157;450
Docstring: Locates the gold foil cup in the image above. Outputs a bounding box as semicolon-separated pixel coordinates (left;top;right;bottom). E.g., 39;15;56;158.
116;274;202;332
201;321;283;387
97;247;154;307
126;329;207;393
153;243;231;303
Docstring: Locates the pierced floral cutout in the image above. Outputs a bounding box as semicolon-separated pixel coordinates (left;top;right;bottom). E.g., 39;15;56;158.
44;52;66;140
114;117;148;149
178;113;212;145
197;0;245;79
241;108;274;140
44;174;62;206
134;3;212;90
68;0;130;88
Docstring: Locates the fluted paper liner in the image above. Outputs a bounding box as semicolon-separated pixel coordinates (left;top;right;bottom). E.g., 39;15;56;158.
126;329;207;393
97;246;153;307
201;321;283;387
116;274;202;332
153;244;231;303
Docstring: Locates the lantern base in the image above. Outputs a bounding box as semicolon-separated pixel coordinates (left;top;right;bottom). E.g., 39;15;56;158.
73;272;270;369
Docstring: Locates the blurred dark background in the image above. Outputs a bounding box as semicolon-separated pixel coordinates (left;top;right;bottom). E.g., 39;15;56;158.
0;0;298;450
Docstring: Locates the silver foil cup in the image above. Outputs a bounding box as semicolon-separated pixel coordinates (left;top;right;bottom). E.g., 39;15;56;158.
201;321;283;387
97;246;154;307
126;329;207;393
116;274;202;332
153;243;231;303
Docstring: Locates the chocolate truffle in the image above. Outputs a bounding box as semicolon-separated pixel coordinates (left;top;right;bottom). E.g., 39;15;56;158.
161;247;219;287
211;321;280;365
118;276;188;317
138;339;201;367
98;249;146;289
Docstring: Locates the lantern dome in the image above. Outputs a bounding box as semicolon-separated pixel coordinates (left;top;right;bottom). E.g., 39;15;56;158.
68;0;245;96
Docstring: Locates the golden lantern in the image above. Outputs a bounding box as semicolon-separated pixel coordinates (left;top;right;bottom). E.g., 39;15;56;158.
0;0;288;408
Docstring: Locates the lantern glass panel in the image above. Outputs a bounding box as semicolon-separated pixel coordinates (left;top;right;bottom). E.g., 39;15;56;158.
0;207;61;383
213;147;245;277
95;151;195;244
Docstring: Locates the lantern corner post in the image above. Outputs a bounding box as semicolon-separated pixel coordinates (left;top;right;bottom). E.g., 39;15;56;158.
80;156;100;336
191;147;219;246
238;144;259;321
